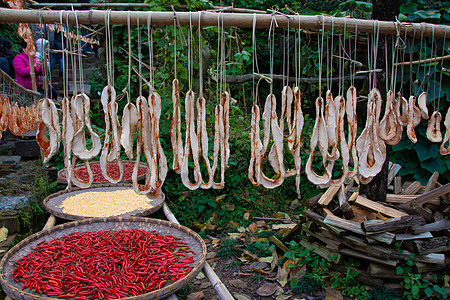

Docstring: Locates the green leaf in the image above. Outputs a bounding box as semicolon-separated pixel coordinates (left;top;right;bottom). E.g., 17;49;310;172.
424;287;433;297
433;285;444;295
414;10;441;20
198;205;205;213
398;13;409;21
414;143;439;162
406;259;415;267
411;285;420;296
393;135;414;151
421;157;447;174
427;80;445;102
396;266;404;274
400;2;418;15
290;277;298;288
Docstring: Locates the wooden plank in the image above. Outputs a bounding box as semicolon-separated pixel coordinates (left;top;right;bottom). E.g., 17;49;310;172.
301;209;347;236
424;171;439;193
403;181;422;195
413;219;450;234
362;215;426;233
367;263;403;279
396;232;433;241
268;236;290;253
318;185;341;206
302;225;343;251
299;240;341;263
400;182;450;211
280;222;302;243
414;253;445;264
307;192;324;208
355;196;408;218
272;224;297;230
386;194;440;205
394;177;402;194
323;215;365;235
415;262;448;273
368;232;396;245
340;248;398;268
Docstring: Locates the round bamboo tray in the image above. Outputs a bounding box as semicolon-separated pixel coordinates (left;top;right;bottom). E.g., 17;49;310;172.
0;217;207;300
57;160;147;184
43;183;165;220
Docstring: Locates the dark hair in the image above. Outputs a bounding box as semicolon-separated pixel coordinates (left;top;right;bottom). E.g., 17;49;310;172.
0;37;13;57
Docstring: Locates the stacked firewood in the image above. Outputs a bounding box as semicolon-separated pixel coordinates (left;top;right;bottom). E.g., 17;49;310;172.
299;168;449;289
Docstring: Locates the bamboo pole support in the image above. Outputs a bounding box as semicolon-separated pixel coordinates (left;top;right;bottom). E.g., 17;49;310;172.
0;8;448;37
42;215;56;230
162;203;235;300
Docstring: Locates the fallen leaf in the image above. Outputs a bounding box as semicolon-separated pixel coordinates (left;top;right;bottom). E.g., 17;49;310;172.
273;212;284;219
243;212;250;220
256;221;266;227
187;291;204;300
206;252;217;259
215;194;227;201
276;295;291;300
225;203;235;211
228;220;240;228
243;249;258;260
247;223;257;233
237;227;246;233
237;271;253;276
196;272;205;280
200;282;211;289
257;283;277;297
229;279;247;289
249;262;269;270
0;226;8;243
325;287;344;300
270;247;279;270
228;232;245;239
258;256;273;264
233;293;252;300
211;238;221;246
276;266;289;287
289;265;306;281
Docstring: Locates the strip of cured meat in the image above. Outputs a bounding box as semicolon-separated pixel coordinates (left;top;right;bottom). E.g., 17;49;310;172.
196;95;213;189
379;91;398;141
170;79;184;173
132;96;154;195
36;97;61;164
212;98;226;189
418;92;429;120
346;86;359;177
427;111;442;142
120;102;138;160
248;104;262;186
61;96;75;188
180;90;202;190
258;94;285;189
71;93;101;160
148;91;168;189
325;90;339;162
222;92;230;168
305;96;331;185
407;96;418;143
395;96;409;126
330;95;349;186
100;85;123;183
356;88;386;181
285;86;304;196
440;108;450;155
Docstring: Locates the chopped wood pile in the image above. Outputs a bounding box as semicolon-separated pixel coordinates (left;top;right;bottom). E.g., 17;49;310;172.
298;169;449;289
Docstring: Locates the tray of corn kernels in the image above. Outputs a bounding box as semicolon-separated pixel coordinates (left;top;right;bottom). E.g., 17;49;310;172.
43;183;165;220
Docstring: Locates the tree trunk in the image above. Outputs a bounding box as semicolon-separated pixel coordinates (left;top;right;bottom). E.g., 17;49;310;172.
360;0;400;201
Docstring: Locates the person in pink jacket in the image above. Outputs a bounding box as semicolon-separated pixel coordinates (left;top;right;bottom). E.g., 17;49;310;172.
13;40;42;91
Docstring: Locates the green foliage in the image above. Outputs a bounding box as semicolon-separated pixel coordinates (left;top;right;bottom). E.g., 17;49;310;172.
225;261;242;270
217;239;239;259
291;273;324;295
245;241;272;257
368;288;401;300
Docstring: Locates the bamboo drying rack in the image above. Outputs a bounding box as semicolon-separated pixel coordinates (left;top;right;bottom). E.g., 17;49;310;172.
0;8;449;37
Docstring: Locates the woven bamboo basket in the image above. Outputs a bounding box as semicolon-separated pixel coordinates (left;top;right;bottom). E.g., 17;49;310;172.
57;160;147;184
0;217;207;300
43;183;165;220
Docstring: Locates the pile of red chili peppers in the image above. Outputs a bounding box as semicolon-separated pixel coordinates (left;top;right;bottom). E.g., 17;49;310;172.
12;229;196;299
60;162;147;183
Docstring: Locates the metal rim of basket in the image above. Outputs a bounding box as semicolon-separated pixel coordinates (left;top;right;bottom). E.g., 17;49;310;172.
43;183;165;220
0;216;207;300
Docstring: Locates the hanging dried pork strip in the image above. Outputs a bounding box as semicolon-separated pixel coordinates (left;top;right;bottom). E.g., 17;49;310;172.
180;91;202;190
61;97;75;188
356;88;386;183
305;96;331;185
346;86;359;177
407;95;419;143
248;104;261;186
148;91;168;190
196;95;214;189
36;98;61;164
222;92;230;168
120;102;138;160
330;95;349;186
379;91;398;142
417;92;429;120
427;111;442;142
395;96;409;127
100;85;123;183
324;91;339;162
170;79;184;173
71;93;101;160
440;108;450;155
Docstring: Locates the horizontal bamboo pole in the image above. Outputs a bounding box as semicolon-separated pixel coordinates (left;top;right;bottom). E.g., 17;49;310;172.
0;8;448;37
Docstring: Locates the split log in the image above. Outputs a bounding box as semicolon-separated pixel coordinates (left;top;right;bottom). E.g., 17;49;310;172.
414;253;445;264
424;172;439;193
396;232;433;241
403;181;423;195
399;182;450;212
268;236;290;253
318;185;341;206
340;248;398;268
302;224;343;250
281;222;302;243
367;263;403;279
413;219;450;234
362;215;426;233
299;240;341;263
354;196;408;218
387;163;402;188
368;232;396;245
415;262;448;273
414;236;450;255
307;192;324;208
394;177;402;194
323;215;365;235
386;194;440;205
